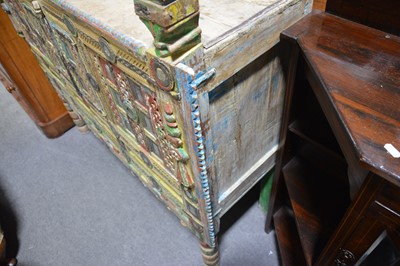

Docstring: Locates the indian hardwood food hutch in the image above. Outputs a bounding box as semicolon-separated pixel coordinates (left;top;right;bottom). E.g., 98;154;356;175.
1;0;312;264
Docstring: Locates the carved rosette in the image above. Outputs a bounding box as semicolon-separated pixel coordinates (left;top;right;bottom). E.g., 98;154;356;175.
148;56;181;100
150;58;174;92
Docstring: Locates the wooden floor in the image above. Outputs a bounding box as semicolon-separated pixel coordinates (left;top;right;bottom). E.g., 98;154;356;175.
313;0;327;10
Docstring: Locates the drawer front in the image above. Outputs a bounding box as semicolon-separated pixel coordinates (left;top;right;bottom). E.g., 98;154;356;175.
374;181;400;225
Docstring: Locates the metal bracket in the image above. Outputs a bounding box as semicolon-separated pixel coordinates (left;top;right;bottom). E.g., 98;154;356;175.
189;68;216;91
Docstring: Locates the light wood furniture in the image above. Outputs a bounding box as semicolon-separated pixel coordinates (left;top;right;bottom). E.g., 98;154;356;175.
0;6;73;138
2;0;312;264
266;10;400;265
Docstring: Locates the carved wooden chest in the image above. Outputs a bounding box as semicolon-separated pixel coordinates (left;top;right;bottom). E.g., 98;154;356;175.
2;0;311;264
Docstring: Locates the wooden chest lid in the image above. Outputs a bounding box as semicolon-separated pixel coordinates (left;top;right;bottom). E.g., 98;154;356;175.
49;0;301;49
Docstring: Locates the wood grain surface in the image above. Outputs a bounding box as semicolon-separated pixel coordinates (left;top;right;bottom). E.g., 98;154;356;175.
325;0;400;36
312;0;326;10
282;10;400;187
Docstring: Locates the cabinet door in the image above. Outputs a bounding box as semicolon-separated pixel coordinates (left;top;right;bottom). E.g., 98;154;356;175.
332;180;400;266
359;233;400;266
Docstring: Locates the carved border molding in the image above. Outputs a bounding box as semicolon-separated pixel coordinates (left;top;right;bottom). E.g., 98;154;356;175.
186;69;216;247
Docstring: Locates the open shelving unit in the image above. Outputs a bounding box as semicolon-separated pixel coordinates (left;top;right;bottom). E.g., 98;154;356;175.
271;71;351;265
266;10;400;266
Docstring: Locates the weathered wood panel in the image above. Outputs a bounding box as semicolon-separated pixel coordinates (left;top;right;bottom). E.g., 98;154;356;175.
203;0;311;90
57;0;154;46
207;45;285;210
199;0;278;47
50;0;307;54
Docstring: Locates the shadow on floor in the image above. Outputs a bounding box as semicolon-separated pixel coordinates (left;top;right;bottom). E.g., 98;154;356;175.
219;181;261;237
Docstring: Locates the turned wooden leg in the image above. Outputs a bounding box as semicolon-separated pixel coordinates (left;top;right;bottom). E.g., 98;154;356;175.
70;113;88;133
200;241;219;266
63;100;88;133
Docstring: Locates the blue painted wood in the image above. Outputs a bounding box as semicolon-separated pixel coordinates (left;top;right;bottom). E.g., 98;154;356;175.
175;61;217;247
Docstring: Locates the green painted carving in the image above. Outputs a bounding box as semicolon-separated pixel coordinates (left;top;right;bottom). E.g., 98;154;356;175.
165;124;181;138
135;0;198;27
177;148;189;161
134;0;201;57
127;106;139;124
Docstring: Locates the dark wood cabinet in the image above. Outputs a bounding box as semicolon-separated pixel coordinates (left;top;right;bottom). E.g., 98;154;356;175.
266;11;400;266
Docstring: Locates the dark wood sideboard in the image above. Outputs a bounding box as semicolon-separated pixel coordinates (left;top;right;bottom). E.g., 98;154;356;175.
266;11;400;266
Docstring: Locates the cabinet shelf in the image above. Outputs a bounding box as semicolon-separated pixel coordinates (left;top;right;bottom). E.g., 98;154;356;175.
282;156;350;265
274;207;307;266
288;119;343;162
295;140;348;184
288;78;343;161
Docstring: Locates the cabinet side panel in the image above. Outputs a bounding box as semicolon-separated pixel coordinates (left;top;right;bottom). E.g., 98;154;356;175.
208;46;285;206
